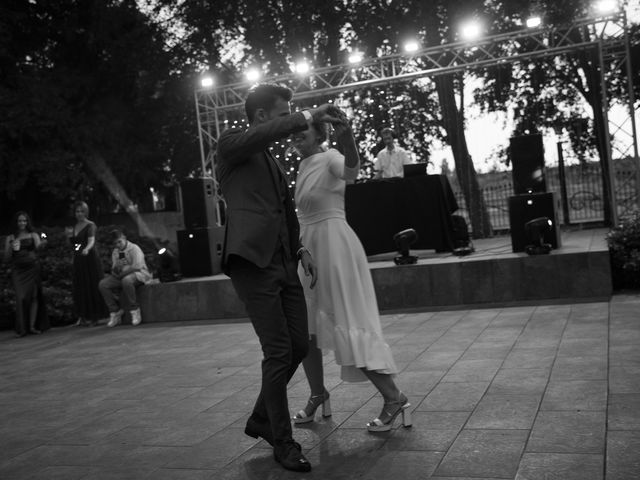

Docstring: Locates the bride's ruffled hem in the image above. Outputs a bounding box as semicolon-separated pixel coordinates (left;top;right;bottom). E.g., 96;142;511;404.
309;308;398;380
339;365;397;383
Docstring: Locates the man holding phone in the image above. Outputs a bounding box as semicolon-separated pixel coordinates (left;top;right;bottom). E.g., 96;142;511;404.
99;229;151;327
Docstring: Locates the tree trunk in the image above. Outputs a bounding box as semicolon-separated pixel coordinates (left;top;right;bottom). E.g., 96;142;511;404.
567;25;615;226
435;74;493;238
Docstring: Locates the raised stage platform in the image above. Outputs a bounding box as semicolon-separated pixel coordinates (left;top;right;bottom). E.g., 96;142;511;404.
138;228;612;324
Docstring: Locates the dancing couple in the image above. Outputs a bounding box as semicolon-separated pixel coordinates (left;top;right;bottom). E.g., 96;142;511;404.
216;83;409;472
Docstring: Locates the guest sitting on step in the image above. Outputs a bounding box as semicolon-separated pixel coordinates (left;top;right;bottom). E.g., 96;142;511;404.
99;229;151;327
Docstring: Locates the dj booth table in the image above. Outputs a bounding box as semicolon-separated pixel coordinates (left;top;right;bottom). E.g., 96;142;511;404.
345;175;459;255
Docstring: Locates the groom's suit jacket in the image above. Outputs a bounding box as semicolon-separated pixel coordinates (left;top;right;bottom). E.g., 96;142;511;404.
216;112;309;274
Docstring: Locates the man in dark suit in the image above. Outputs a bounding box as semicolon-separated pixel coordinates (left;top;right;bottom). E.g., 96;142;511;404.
216;83;343;472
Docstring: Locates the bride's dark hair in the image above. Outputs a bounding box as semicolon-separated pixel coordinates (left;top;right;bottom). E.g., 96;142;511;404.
311;121;330;144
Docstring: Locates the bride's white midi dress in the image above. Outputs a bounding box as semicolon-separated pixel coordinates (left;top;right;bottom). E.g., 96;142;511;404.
295;148;398;382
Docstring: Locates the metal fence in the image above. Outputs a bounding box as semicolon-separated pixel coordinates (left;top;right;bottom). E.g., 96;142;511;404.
451;158;639;233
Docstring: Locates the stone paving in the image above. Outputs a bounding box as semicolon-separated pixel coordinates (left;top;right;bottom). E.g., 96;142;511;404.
1;295;639;480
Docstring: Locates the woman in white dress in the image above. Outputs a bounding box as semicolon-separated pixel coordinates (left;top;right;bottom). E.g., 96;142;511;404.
291;112;410;432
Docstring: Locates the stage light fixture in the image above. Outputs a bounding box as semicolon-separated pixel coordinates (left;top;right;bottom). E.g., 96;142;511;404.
403;41;419;53
594;0;618;14
393;228;419;265
460;21;482;41
245;68;261;82
526;16;542;28
524;217;553;255
200;76;214;88
157;247;181;282
348;51;364;64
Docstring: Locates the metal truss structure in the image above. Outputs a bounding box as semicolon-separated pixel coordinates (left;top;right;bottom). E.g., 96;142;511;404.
195;12;638;225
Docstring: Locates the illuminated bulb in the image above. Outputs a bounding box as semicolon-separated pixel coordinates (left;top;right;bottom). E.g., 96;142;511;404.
460;21;482;41
245;68;261;82
348;51;364;63
295;61;310;74
594;0;618;14
526;16;542;28
403;41;419;53
200;76;214;88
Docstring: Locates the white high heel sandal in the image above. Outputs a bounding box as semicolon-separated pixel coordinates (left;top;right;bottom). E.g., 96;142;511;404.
293;390;332;424
366;392;412;432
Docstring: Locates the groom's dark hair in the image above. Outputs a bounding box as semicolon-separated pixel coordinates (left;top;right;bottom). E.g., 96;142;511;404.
245;83;293;122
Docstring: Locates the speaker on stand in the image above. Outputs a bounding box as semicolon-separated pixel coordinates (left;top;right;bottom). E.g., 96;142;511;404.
178;178;225;277
510;134;546;195
177;227;224;277
180;178;217;229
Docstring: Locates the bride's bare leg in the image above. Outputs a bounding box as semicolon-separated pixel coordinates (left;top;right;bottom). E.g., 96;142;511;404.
301;335;325;395
360;368;400;402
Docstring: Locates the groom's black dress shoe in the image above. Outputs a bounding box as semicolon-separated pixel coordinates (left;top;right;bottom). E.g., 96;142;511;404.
274;441;311;472
244;416;274;446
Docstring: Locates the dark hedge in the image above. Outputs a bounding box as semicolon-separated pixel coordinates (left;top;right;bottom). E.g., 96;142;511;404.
607;210;640;290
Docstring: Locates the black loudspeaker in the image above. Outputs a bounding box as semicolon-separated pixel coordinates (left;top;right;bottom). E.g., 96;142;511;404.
508;192;561;253
177;227;224;277
180;178;216;229
510;134;546;195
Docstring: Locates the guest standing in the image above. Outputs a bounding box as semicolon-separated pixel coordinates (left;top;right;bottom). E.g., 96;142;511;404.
65;201;107;326
3;211;49;337
291;115;411;432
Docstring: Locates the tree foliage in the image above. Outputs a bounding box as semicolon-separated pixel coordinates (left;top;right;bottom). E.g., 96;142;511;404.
472;0;639;164
0;0;199;224
158;0;495;235
2;0;637;232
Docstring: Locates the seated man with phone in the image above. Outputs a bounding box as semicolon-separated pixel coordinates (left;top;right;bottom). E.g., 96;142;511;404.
99;229;151;327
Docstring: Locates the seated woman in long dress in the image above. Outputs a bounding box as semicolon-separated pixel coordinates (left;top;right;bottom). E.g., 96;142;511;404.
291;111;411;432
3;211;49;337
